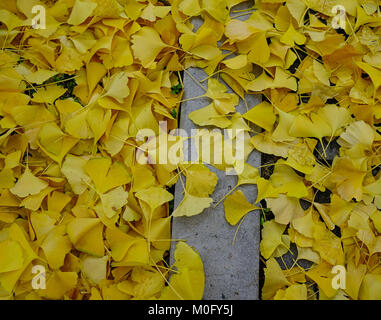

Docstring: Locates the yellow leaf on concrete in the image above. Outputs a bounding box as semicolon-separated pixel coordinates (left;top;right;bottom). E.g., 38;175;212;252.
224;190;258;225
159;242;204;300
172;193;212;217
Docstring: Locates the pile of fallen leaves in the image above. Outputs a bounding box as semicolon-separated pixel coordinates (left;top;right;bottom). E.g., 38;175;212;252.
0;0;380;300
0;0;204;300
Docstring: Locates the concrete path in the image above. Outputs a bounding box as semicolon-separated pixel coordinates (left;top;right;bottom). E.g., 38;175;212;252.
171;4;261;300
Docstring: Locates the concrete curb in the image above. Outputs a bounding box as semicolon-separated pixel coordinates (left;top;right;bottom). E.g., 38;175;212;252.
170;11;261;298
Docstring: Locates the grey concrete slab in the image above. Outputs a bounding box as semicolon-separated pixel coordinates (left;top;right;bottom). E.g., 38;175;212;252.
171;3;261;300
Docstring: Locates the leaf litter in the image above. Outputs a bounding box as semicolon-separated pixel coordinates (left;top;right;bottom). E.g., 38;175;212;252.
0;0;380;300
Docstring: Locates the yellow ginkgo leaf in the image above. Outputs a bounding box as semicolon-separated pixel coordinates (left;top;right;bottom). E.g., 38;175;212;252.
312;226;344;266
313;60;331;86
318;104;352;137
2;0;380;301
237;163;260;186
0;9;25;31
71;33;97;54
0;190;20;207
271;108;296;142
81;255;108;285
41;226;72;269
30;211;56;240
159;242;204;300
89;287;103;300
100;186;128;218
358;273;381;300
38;122;65;156
292;211;316;238
105;227;136;262
330;157;367;201
247;32;270;64
41;271;78;300
262;258;290;300
189;103;231;128
131;165;156;192
305;262;338;298
10;168;48;198
225;19;258;42
64;108;93;140
67;218;104;257
0;169;15;189
114;238;150;266
314;202;335;231
289;112;332;139
38;122;79;164
130;267;165;299
87;62;107;94
260;220;287;259
0;224;39;293
247;68;297;92
56;46;84;73
190;45;221;60
89;0;123;18
345;261;367;300
357;61;381;92
24;69;59;85
135;186;174;212
124;0;145;19
202;0;228;22
224;189;258;225
269;161;308;198
204;79;238;115
131;27;167;68
179;0;201;16
0;240;24;273
274;284;307;300
250;133;292;158
102;71;130;103
103;114;130;156
113;36;134;68
285;143;316;175
87;107;112;143
280;23;306;46
149;217;172;250
256;177;279;203
4;150;21;170
296;247;320;264
242;101;276;131
20;186;55;212
172;193;213;217
31;85;67;104
185;164;218;197
47;191;72;213
338;120;375;149
286;0;307;23
61;155;92;195
122;206;141;222
84;158;131;194
266;194;305;225
223;54;248;69
67;0;98;25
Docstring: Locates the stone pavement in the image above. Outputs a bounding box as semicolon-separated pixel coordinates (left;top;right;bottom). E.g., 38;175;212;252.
170;4;262;300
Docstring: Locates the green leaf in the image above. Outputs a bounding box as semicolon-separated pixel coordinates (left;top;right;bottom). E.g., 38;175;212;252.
171;83;182;95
